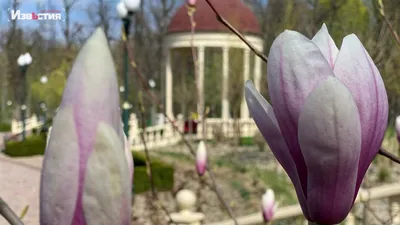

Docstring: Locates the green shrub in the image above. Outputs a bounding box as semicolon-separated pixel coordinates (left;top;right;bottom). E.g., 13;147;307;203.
253;131;266;151
239;137;253;146
377;166;390;182
0;123;11;132
4;135;46;157
4;136;174;194
132;152;174;194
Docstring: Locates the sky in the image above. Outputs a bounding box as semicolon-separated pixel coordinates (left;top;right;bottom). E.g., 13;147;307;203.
0;0;268;43
0;0;123;41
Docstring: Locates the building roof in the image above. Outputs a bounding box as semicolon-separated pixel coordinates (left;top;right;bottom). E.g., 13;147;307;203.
167;0;261;35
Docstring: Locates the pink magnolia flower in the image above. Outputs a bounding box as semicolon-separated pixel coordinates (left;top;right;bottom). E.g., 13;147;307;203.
40;28;133;225
261;189;276;223
396;116;400;142
196;141;207;176
187;0;197;6
245;24;388;224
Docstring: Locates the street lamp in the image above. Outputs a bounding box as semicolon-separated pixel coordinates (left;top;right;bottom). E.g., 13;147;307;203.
148;79;157;125
116;0;141;137
40;75;48;84
17;53;32;140
40;75;49;121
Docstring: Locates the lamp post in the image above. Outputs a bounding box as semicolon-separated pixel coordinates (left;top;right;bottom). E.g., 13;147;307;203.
17;53;32;140
116;0;141;138
40;75;48;121
148;79;156;125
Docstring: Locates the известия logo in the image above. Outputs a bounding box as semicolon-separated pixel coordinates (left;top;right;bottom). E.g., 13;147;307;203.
8;8;65;21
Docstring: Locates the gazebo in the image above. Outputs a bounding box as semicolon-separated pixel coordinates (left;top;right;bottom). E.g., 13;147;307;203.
164;0;264;121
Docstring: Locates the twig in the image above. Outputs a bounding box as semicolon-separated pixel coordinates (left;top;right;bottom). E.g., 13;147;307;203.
187;5;203;129
137;91;173;223
121;23;239;224
0;197;24;225
203;0;268;63
378;0;400;48
378;148;400;164
206;164;239;225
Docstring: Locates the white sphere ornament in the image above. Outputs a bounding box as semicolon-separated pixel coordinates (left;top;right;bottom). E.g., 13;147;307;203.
24;53;32;65
21;104;27;110
123;0;141;12
116;1;128;18
119;86;125;92
122;102;131;110
148;79;156;88
6;100;12;106
17;55;25;66
40;76;48;84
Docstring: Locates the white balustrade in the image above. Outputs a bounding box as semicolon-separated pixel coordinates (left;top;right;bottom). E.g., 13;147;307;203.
205;182;400;225
11;114;44;135
169;189;205;225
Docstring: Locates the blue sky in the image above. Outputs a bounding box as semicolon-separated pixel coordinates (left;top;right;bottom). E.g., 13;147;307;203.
0;0;268;42
0;0;123;41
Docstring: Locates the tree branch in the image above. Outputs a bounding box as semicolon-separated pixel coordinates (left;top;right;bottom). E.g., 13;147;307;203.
203;0;268;63
121;21;239;224
0;197;24;225
378;0;400;48
378;148;400;164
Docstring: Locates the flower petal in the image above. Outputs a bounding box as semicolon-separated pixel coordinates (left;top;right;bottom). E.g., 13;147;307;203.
333;34;389;193
123;132;134;182
245;80;309;219
61;27;122;140
311;23;339;68
298;77;361;224
267;30;334;193
40;105;79;225
83;122;131;225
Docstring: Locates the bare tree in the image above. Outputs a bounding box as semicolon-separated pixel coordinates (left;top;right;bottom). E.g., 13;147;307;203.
86;0;119;43
60;0;81;50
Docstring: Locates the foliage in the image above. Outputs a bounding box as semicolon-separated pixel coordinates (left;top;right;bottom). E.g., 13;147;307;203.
0;122;11;132
377;165;391;182
132;152;174;194
253;131;266;151
30;60;68;114
4;135;174;193
239;137;254;146
4;134;47;157
231;180;251;201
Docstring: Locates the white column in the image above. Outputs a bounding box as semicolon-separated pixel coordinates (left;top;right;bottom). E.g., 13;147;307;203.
391;196;400;224
345;212;355;225
197;46;205;139
197;46;205;119
254;53;262;92
165;48;174;119
222;47;229;120
240;48;250;119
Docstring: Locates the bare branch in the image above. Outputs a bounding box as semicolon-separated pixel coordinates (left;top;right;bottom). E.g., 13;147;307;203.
0;197;24;225
204;0;268;63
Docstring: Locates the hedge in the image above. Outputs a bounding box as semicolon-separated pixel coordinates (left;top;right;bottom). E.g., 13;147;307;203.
239;137;254;146
0;123;11;132
132;152;174;194
3;135;174;194
4;134;47;157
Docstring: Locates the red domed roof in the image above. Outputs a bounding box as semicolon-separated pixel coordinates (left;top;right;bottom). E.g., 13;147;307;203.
167;0;261;35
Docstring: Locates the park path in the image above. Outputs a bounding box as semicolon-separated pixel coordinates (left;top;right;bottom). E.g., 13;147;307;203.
0;154;42;225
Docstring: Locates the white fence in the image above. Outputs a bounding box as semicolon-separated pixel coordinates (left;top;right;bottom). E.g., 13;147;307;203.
11;114;259;150
11;114;44;135
128;114;259;151
171;183;400;225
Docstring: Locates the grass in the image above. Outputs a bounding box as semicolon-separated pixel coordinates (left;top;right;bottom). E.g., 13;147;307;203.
154;150;193;161
212;156;297;205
